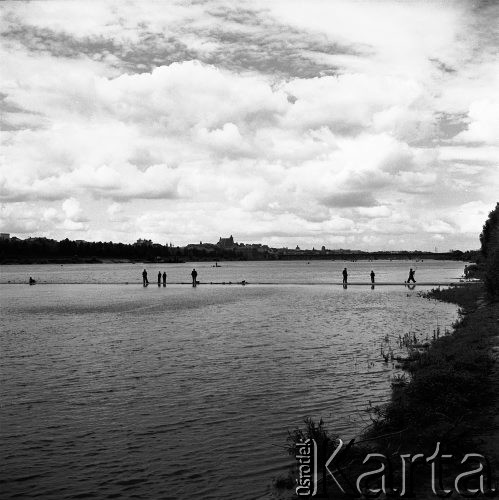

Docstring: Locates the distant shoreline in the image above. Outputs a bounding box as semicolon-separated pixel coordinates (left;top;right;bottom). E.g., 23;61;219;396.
0;258;185;265
0;236;480;265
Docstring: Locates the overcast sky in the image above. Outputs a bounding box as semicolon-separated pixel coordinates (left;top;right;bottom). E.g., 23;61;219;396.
1;0;498;250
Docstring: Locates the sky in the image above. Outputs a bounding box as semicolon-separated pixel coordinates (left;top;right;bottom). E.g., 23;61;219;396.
0;0;498;251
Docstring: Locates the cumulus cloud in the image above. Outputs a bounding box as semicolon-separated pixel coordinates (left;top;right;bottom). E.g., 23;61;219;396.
321;192;379;208
356;206;391;219
0;0;497;250
62;198;85;221
454;99;499;145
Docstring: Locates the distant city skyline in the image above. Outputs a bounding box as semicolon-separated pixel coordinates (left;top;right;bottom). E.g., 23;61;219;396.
1;0;498;251
0;232;476;254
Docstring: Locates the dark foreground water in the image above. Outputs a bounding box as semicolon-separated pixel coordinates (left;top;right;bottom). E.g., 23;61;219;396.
0;261;462;499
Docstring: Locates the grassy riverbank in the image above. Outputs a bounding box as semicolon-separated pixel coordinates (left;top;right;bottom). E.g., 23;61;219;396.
366;283;495;450
358;282;498;498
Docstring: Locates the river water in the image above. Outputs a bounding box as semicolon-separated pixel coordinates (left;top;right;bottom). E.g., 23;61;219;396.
0;261;463;499
0;259;464;284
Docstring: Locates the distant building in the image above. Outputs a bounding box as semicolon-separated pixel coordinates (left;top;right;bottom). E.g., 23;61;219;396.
26;237;52;242
239;243;271;256
217;235;235;249
134;238;153;246
186;242;216;252
0;233;10;240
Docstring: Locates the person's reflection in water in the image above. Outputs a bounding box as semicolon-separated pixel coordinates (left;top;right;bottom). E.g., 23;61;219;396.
343;283;348;290
407;284;416;290
371;284;375;290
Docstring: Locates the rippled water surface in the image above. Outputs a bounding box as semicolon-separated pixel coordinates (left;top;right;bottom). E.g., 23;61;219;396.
0;259;465;284
0;262;463;499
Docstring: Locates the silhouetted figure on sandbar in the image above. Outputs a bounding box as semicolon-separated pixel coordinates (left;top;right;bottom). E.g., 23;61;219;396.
142;269;149;286
191;268;198;287
162;271;167;286
158;271;161;286
407;268;416;283
370;270;375;284
29;277;36;285
342;268;348;284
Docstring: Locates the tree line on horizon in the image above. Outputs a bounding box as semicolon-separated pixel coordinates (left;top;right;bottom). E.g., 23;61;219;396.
0;235;480;264
0;238;238;263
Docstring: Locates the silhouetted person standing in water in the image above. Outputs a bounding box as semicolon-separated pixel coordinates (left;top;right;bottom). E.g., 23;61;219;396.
29;277;36;285
191;268;198;287
142;269;149;286
342;268;348;284
407;268;416;283
370;270;375;284
158;271;161;286
162;271;167;286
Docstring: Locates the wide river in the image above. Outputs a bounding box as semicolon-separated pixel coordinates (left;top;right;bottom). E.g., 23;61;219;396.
0;260;464;499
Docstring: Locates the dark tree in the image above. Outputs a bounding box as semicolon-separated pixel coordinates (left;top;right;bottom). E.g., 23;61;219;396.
480;202;499;298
